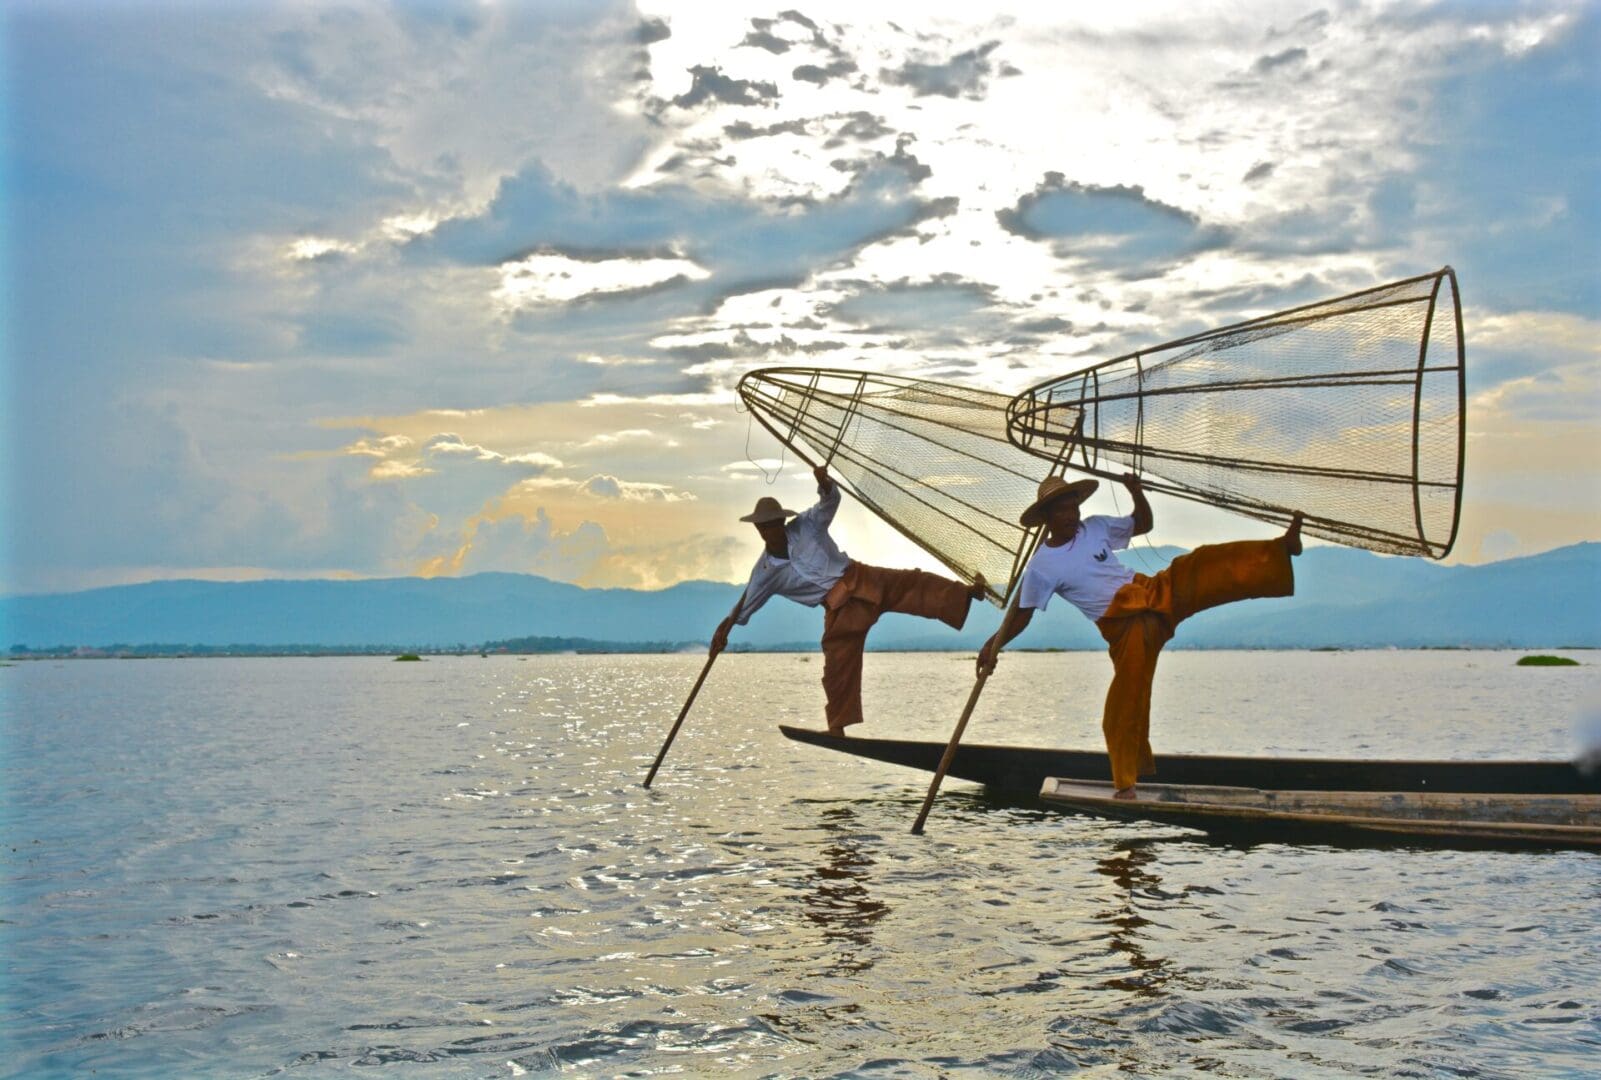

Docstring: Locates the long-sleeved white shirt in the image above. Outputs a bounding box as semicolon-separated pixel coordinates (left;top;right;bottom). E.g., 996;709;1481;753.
734;481;851;625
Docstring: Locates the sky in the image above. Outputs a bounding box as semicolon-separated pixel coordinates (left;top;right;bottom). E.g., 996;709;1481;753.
3;0;1598;597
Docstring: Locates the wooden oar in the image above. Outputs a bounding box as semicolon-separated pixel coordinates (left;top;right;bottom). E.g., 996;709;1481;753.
643;591;746;789
910;590;1026;834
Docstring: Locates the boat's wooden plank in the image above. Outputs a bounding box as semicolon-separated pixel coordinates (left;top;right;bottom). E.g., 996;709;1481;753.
1042;779;1601;825
1039;778;1601;847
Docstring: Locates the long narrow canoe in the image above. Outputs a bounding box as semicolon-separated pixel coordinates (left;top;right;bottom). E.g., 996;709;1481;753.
778;726;1601;798
1039;778;1601;848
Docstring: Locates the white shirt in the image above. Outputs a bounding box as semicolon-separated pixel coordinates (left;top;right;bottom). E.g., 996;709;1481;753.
735;482;851;625
1018;514;1137;622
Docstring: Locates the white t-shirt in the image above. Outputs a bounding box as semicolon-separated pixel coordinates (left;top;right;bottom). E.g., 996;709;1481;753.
1018;514;1137;622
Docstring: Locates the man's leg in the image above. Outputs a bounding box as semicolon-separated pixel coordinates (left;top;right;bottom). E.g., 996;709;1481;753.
860;564;975;630
1099;611;1169;795
820;600;878;733
1162;538;1294;625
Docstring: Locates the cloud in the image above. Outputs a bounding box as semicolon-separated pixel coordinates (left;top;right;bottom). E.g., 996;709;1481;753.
822;277;997;336
521;473;695;502
417;155;949;316
442;509;614;581
672;65;780;108
579;428;667;448
997;174;1231;275
793;58;859;86
1242;161;1275;184
738;11;831;56
881;39;1005;100
494;250;711;308
371;459;432;480
345;435;415;458
1252;47;1309;75
637;17;671;45
422;434;564;469
441;507;744;588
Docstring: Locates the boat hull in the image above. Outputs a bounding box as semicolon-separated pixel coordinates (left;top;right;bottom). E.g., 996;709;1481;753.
777;725;1601;797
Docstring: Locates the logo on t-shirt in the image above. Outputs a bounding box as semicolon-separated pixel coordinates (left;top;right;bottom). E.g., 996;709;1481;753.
1094;548;1109;562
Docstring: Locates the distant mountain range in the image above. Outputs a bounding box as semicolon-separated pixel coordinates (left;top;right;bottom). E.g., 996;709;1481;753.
4;543;1598;653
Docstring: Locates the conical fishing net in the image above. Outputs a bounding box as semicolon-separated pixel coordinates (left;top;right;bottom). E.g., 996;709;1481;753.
737;269;1464;598
1008;268;1465;558
737;370;1070;602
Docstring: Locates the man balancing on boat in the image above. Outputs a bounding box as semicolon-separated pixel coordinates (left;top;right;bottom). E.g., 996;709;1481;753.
977;473;1303;800
710;464;987;735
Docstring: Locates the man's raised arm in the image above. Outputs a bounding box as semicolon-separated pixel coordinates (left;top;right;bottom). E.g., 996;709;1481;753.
1124;472;1153;536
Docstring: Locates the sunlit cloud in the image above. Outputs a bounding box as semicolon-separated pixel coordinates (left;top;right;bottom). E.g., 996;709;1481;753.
580;428;676;449
370;459;432;480
287;236;358;261
493;250;711;309
516;474;696;502
344;434;415;458
423;434;563;468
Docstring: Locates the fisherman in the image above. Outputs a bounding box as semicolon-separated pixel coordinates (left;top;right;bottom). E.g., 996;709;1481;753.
712;464;987;735
977;473;1303;799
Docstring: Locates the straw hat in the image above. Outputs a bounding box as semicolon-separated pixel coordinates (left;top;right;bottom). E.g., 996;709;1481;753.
1019;476;1099;526
739;495;798;524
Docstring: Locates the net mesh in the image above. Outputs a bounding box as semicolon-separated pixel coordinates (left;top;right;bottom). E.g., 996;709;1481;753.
737;370;1071;602
1008;268;1465;558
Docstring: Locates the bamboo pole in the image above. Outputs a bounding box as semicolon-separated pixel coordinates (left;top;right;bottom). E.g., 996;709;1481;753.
910;589;1026;834
642;591;745;789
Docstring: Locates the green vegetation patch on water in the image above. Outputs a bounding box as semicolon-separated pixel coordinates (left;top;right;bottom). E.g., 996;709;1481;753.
1516;654;1579;667
394;653;424;662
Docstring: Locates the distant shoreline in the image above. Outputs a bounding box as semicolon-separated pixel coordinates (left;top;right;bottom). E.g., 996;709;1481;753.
7;645;1594;660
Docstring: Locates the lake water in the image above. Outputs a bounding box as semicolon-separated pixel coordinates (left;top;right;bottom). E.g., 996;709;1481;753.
3;651;1599;1079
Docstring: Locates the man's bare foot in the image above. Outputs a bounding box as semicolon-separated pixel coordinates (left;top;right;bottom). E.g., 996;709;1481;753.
967;573;987;602
1112;786;1138;800
1283;511;1304;557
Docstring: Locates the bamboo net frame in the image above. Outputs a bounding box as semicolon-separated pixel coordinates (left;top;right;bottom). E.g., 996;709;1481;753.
1008;267;1466;558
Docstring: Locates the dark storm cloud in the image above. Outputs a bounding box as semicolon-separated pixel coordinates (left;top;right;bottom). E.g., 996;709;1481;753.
881;40;1004;100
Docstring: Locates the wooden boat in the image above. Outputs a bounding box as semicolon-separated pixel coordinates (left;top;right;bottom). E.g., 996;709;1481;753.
779;726;1601;846
778;726;1601;797
1039;778;1601;848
